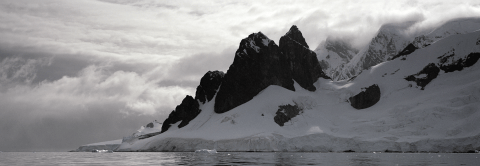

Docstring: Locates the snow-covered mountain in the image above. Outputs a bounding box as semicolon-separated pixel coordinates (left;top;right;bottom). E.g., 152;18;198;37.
413;17;480;49
323;22;415;81
104;24;480;153
314;37;359;79
318;18;480;81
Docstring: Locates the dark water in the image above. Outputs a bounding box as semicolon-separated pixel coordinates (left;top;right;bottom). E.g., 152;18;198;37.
0;152;479;166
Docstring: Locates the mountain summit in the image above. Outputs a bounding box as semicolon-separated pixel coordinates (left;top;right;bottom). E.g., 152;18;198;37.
214;25;329;113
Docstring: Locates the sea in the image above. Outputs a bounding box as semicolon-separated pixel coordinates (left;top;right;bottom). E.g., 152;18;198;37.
0;152;478;166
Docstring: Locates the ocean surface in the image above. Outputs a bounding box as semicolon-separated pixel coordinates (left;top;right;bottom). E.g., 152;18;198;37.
0;152;479;165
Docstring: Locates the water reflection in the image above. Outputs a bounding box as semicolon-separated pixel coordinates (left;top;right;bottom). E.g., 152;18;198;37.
349;154;380;166
0;152;478;165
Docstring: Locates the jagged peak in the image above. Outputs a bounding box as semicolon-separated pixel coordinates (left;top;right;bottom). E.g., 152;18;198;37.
249;32;274;46
246;32;272;45
283;25;309;48
285;25;300;35
236;32;275;56
205;70;225;79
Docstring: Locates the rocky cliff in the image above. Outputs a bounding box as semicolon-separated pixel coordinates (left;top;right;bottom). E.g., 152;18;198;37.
214;25;329;114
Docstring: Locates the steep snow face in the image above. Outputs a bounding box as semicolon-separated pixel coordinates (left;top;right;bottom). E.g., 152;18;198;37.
330;22;414;81
330;18;480;81
314;38;359;78
116;31;480;152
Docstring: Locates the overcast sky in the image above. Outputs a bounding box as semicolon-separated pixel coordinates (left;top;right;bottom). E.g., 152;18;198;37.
0;0;479;152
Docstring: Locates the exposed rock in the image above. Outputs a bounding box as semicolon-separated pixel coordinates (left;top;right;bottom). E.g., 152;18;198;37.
404;63;440;90
214;25;330;114
195;70;224;104
391;43;418;60
404;53;479;91
279;25;330;91
274;104;303;126
145;122;154;128
214;32;293;114
438;53;480;73
161;70;224;133
161;95;200;133
349;84;381;109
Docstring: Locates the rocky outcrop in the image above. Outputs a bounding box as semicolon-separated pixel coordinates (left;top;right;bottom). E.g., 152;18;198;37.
274;104;303;126
145;122;154;128
391;43;418;60
161;70;224;133
404;63;440;90
405;53;480;90
161;95;200;133
438;52;480;73
349;84;381;109
214;25;329;114
195;71;224;104
214;32;293;114
279;25;330;91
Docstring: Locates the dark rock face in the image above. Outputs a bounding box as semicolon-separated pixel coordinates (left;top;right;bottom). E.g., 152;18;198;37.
439;53;480;73
279;25;330;91
214;25;330;114
145;122;154;128
195;71;224;104
391;43;418;60
404;63;440;90
214;32;293;114
161;95;200;133
404;53;479;91
273;104;303;126
349;84;381;109
161;70;224;133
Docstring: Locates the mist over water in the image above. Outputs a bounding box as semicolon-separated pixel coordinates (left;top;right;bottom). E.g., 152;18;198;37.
1;152;478;166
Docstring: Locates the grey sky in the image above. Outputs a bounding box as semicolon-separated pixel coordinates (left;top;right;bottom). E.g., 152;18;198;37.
0;0;479;152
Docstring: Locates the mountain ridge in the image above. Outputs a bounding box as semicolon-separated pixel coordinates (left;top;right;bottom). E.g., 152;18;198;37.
317;18;480;81
74;20;480;153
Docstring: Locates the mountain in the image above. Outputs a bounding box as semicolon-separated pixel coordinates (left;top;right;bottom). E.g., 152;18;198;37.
319;18;480;81
327;22;415;81
108;25;480;153
214;25;329;114
314;37;359;79
412;17;480;49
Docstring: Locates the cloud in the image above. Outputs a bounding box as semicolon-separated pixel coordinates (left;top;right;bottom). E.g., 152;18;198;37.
162;46;237;84
0;56;50;88
0;63;193;151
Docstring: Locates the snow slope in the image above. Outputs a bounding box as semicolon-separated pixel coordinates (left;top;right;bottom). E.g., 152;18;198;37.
115;30;480;152
328;22;415;81
413;17;480;48
314;38;358;79
321;18;480;81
